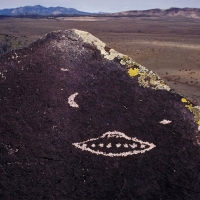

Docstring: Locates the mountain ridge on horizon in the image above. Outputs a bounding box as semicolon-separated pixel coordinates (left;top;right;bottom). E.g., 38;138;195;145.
0;5;200;18
0;5;92;16
110;7;200;18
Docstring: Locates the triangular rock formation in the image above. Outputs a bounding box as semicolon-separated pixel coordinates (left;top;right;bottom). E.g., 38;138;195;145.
0;29;200;199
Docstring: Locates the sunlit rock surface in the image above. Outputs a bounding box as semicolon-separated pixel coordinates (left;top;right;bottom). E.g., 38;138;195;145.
0;29;200;199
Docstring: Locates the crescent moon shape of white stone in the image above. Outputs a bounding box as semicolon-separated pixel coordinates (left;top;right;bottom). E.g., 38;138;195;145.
68;92;79;108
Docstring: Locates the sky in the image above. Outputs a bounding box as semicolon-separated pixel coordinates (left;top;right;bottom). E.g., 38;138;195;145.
0;0;200;13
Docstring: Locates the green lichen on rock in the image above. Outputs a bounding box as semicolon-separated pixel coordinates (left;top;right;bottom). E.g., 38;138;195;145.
190;106;200;131
119;55;170;91
190;107;200;122
74;30;170;92
74;29;200;131
137;66;170;90
181;98;200;131
120;55;140;67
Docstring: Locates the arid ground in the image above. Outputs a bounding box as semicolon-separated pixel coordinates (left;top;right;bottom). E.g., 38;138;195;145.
0;16;200;104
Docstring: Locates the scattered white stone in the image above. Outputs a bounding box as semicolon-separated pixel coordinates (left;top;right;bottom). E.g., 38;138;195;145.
60;68;68;71
2;75;6;80
129;143;137;149
98;143;104;148
124;144;129;148
91;144;96;148
159;119;172;125
106;143;112;148
15;53;19;58
5;144;19;155
116;143;121;148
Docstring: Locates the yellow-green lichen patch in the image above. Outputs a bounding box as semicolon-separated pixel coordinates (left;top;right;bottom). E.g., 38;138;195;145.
181;98;200;131
137;74;149;88
181;97;193;110
193;107;200;131
181;98;189;103
190;106;200;122
185;104;193;111
120;56;140;67
74;29;170;91
121;56;170;91
136;66;170;91
128;68;139;77
181;97;193;111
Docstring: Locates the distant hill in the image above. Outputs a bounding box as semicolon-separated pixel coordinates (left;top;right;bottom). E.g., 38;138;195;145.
1;6;200;18
109;8;200;18
0;5;91;16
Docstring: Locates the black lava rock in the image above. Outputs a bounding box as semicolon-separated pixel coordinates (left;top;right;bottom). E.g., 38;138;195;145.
0;29;200;200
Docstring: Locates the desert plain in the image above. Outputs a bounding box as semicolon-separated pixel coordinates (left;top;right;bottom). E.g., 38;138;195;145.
0;16;200;104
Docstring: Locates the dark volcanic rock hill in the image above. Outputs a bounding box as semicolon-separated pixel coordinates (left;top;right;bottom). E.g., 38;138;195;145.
0;29;200;199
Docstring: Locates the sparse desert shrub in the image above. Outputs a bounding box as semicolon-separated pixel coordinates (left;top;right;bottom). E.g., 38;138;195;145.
0;40;11;56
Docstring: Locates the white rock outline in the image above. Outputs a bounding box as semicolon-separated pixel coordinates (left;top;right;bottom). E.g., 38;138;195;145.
72;131;156;157
68;92;79;108
159;119;172;125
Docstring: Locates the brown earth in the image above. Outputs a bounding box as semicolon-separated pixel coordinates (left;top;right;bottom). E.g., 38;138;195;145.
0;16;200;104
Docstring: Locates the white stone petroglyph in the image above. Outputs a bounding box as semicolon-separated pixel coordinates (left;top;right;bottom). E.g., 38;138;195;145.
116;143;121;148
72;131;156;157
68;92;79;108
60;68;68;71
99;143;104;148
159;119;172;125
